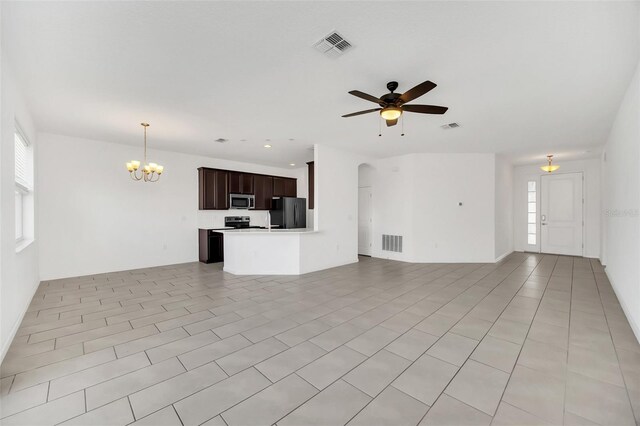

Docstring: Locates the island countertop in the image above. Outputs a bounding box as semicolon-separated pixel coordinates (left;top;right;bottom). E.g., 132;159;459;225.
220;228;317;235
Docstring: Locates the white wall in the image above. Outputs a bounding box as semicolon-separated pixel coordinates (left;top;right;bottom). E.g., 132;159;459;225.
1;54;40;360
366;153;498;263
513;158;601;258
495;155;514;260
602;60;639;339
37;133;306;280
300;144;366;273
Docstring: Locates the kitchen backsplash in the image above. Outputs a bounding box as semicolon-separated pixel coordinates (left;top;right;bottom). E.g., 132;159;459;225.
196;209;271;229
197;208;314;229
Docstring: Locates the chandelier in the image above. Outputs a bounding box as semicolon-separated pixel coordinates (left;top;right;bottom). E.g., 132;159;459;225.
126;123;164;182
540;154;559;173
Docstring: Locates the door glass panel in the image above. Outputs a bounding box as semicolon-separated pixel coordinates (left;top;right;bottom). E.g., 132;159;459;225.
527;181;537;246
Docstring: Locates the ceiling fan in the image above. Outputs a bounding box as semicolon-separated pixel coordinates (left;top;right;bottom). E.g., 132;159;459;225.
342;80;448;127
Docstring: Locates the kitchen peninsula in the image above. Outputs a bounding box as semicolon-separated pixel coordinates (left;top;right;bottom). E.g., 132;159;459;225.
221;228;318;275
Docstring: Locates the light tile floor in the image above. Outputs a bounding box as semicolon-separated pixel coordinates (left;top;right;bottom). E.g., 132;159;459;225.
1;253;639;425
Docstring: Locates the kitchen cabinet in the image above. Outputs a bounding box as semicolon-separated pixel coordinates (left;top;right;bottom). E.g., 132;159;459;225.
198;168;229;210
284;178;297;197
273;177;297;197
198;167;295;210
228;172;254;194
254;174;273;210
199;229;224;263
307;161;314;209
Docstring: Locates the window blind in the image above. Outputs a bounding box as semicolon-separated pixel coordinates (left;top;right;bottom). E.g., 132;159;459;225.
15;132;29;188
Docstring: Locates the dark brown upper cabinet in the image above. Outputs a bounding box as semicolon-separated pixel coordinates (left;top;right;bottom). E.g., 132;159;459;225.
272;177;285;197
254;174;273;210
228;172;254;194
199;167;296;210
273;177;297;198
198;168;229;210
284;178;296;197
307;161;314;209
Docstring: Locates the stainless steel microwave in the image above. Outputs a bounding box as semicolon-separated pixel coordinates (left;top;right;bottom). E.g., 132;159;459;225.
229;194;255;209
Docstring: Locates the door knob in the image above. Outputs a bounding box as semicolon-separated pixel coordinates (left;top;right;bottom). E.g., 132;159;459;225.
541;223;547;226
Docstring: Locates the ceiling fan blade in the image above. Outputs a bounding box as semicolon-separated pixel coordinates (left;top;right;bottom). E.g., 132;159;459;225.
402;104;448;114
386;118;398;127
349;90;383;104
342;108;381;118
399;81;437;104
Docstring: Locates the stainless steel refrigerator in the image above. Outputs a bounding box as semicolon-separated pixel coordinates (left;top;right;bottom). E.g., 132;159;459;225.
270;197;307;229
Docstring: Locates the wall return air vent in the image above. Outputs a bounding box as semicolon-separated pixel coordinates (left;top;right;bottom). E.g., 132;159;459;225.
313;31;353;57
382;235;403;253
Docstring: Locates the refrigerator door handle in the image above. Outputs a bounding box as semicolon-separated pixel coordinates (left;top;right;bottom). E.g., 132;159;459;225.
293;203;297;227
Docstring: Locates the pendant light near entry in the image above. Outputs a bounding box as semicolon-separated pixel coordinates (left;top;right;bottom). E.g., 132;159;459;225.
540;154;560;173
126;123;164;182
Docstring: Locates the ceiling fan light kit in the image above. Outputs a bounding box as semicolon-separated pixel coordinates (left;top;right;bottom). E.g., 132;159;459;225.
342;80;448;130
126;123;164;182
380;107;402;121
540;154;560;173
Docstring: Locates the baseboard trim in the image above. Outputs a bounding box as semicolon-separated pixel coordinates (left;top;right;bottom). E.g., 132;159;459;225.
494;250;514;263
605;269;640;344
1;279;41;363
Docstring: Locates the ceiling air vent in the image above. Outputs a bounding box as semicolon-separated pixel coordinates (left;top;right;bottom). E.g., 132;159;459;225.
441;123;460;129
314;31;353;57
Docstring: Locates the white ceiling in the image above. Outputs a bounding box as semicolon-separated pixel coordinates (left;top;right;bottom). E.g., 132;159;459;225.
3;1;639;168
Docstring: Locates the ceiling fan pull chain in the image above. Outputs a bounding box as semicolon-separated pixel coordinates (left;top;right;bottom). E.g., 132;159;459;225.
378;116;382;137
401;115;405;136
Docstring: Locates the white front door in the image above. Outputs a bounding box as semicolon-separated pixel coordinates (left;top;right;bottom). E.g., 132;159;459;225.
540;172;583;256
358;187;372;256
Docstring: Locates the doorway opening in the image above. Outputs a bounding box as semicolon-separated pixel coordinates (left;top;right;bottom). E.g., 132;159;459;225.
358;164;374;256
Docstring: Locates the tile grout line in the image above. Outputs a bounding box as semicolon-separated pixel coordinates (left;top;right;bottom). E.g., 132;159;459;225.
302;254;544;425
411;253;554;425
488;254;563;424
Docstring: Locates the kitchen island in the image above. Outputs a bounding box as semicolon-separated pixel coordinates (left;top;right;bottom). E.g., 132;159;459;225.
221;228;320;275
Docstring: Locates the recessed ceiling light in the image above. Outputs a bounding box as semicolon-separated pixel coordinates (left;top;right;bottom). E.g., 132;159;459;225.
264;144;272;148
289;163;296;166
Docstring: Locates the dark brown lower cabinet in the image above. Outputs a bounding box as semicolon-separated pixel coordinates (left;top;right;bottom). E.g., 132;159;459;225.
199;229;224;263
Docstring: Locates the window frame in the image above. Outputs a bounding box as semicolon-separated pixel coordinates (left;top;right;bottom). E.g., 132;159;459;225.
14;124;33;246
